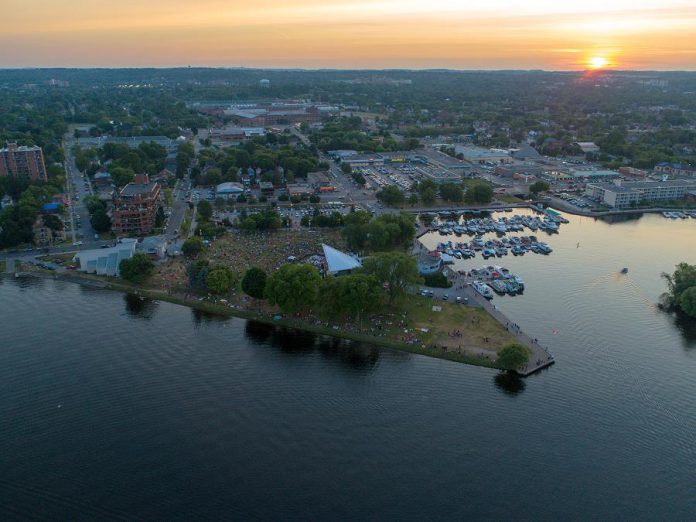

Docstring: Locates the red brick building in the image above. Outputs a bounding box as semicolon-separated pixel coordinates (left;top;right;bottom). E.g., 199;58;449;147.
111;174;161;235
0;143;47;182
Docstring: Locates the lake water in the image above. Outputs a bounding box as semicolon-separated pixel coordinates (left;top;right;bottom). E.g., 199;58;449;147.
1;212;695;520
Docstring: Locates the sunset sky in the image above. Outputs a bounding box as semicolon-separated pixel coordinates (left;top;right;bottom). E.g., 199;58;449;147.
2;0;696;70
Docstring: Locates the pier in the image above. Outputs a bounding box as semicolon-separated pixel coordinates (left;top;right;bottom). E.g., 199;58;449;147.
440;265;555;376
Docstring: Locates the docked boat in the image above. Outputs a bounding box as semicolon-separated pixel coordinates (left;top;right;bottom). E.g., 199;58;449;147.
472;281;494;299
489;279;509;294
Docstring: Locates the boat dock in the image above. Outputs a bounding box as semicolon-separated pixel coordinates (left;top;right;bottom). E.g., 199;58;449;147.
444;267;555;376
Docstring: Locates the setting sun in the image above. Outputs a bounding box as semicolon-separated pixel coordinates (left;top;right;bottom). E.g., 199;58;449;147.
588;56;610;69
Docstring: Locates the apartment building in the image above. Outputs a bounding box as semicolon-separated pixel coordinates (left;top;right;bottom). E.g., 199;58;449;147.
111;174;161;235
0;143;48;182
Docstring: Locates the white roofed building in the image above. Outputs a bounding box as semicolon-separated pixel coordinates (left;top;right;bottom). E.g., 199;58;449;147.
322;244;362;276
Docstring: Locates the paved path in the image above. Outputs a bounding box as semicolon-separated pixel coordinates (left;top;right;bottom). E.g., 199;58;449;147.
446;268;555;376
414;238;554;375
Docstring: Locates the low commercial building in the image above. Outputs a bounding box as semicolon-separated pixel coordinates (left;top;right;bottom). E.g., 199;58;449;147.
111;174;161;235
654;162;695;177
454;146;512;165
618;166;649;180
215;182;245;199
76;136;178;153
286;184;314;197
575;142;601;154
586;180;696;208
209;127;266;142
569;169;620;183
341;154;385;168
74;239;138;276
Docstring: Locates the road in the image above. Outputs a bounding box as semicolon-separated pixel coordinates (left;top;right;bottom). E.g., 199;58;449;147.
63;135;99;243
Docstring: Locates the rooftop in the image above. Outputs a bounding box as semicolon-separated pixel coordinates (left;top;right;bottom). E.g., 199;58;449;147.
322;244;362;274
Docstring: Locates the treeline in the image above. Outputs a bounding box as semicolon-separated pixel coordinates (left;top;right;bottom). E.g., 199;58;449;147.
191;139;322;187
73;141;167;186
0;184;64;248
309;117;420;152
661;263;696;318
376;179;493;207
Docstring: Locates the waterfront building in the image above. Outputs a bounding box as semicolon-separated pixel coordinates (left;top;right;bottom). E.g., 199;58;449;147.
586;180;696;208
111;174;161;235
0;142;47;182
417;251;443;275
74;239;138;276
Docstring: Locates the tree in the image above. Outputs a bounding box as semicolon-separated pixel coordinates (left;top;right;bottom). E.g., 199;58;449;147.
529;180;550;195
439;182;464;202
497;344;530;371
376;185;405;206
90;208;112;233
110;166;135;188
661;262;696;311
408;192;419;206
421;187;437;205
264;263;322;313
678;286;696;318
206;266;236;294
341;163;352;175
182;237;204;258
241;267;268;298
42;214;63;232
119;253;155;284
319;274;382;327
464;181;494;204
361;252;421;304
187;259;210;289
197;200;213;221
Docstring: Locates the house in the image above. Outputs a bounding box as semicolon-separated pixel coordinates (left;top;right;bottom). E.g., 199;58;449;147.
137;235;170;260
258;182;274;195
32;215;65;246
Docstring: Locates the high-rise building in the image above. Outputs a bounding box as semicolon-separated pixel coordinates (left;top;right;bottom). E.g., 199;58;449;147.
111;174;161;235
0;142;48;182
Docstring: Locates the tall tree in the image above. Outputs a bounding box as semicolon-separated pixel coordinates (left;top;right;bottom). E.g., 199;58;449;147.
361;252;421;304
264;264;321;313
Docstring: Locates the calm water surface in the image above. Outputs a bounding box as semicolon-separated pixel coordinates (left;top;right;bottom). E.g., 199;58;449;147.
1;212;695;520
